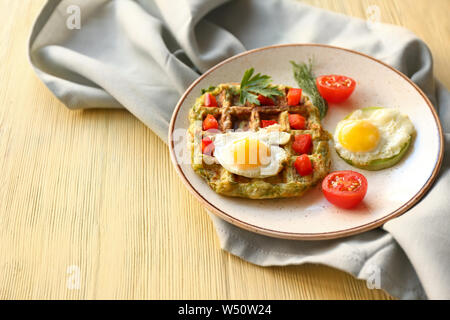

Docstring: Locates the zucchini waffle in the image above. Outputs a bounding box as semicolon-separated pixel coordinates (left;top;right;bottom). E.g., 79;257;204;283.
188;84;331;199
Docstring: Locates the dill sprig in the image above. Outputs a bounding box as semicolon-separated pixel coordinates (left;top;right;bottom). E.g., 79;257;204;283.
290;60;328;119
239;68;283;105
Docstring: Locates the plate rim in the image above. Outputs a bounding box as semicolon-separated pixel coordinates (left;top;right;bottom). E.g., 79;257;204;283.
168;43;444;240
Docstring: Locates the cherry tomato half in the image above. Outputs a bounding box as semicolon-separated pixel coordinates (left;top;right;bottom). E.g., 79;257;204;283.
316;75;356;103
322;171;368;209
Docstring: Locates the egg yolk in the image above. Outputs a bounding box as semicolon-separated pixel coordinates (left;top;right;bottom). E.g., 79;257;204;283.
338;120;380;152
232;138;271;170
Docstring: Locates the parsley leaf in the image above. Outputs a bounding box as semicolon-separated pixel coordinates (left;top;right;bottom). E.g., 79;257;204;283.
239;68;283;105
201;86;216;94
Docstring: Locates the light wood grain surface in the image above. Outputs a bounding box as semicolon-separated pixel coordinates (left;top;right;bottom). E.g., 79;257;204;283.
0;0;448;300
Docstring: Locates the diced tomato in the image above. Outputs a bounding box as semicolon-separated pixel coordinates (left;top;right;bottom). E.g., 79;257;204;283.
292;134;312;154
261;120;277;128
257;95;275;106
204;93;217;107
316;75;356;103
294;154;313;176
322;171;368;209
201;137;215;156
288;114;306;130
202;114;219;131
287;88;302;106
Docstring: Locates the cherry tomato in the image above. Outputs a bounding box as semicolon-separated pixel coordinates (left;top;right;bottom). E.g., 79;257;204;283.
287;88;302;106
316;75;356;103
204;93;217;107
322;171;368;209
294;154;313;176
292;134;312;154
202;114;218;131
288;114;306;130
201;137;214;155
257;95;275;106
261;120;277;128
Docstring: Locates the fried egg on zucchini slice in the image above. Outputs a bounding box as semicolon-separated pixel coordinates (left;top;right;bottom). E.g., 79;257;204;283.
334;107;415;171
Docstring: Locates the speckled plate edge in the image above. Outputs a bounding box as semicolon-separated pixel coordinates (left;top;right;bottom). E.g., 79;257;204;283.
168;43;444;240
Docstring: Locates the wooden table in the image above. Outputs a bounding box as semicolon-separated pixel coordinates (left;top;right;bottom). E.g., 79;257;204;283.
0;0;448;300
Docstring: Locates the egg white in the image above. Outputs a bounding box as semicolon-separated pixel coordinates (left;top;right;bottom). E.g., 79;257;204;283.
213;128;291;178
334;108;415;164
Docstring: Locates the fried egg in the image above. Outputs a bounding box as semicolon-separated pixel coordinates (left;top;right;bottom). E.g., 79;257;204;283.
334;107;415;165
214;126;290;178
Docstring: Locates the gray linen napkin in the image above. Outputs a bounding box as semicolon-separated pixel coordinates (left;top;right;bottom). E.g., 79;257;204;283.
29;0;450;299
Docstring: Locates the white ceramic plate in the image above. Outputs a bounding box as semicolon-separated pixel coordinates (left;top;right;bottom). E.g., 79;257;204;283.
169;44;443;240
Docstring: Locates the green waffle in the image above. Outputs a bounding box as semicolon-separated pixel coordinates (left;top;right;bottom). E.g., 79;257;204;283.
188;84;331;199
